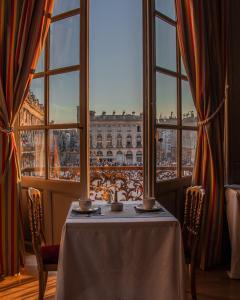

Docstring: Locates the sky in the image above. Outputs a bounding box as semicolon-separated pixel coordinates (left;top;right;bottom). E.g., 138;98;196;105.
30;0;195;123
90;0;143;115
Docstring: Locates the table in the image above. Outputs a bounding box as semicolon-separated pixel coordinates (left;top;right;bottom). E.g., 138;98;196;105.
225;185;240;279
56;201;186;300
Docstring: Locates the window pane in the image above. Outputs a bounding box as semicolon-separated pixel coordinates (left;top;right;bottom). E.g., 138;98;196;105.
182;80;197;126
20;78;45;126
181;57;187;76
155;17;176;71
20;130;45;177
182;130;197;177
156;73;177;125
90;0;143;201
155;0;175;20
156;128;177;181
35;48;44;73
53;0;80;16
49;71;79;124
50;15;80;69
49;129;80;181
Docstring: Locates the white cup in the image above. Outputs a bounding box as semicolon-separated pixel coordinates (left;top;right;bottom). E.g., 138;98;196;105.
79;199;92;211
143;197;155;210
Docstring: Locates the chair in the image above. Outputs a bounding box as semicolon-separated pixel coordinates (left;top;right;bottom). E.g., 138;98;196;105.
183;186;205;300
28;187;59;300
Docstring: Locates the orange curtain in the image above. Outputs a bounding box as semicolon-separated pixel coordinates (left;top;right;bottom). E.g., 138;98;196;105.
0;0;54;276
176;1;229;268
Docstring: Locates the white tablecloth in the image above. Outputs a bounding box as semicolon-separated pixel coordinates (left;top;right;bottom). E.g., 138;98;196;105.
225;185;240;279
56;201;186;300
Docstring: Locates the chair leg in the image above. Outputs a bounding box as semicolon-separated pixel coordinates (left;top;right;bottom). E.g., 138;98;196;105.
189;262;197;300
38;270;48;300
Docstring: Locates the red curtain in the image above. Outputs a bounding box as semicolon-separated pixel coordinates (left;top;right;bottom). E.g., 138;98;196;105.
0;0;54;276
176;1;229;269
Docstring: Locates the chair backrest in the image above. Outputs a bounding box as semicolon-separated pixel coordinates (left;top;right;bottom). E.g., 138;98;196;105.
183;186;205;238
28;187;46;256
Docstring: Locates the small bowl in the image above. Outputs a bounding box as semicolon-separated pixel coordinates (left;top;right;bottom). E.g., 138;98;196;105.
79;199;92;211
111;202;123;212
143;197;155;210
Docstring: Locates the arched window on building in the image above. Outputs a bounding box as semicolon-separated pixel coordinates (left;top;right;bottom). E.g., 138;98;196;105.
116;134;122;148
126;151;133;164
106;134;113;148
136;151;142;163
116;151;124;164
136;135;142;148
97;151;103;157
126;134;132;148
107;150;113;156
96;134;102;149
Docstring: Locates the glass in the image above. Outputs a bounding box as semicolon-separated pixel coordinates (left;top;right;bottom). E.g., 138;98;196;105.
181;57;187;76
89;0;143;201
155;17;176;71
49;71;79;124
156;73;177;125
155;0;176;20
35;48;44;73
182;80;197;126
20;78;45;126
49;129;80;181
50;15;80;69
20;130;45;177
182;130;197;177
156;128;177;181
53;0;80;16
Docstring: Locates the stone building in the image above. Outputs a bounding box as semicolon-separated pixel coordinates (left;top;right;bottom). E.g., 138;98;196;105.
90;110;143;166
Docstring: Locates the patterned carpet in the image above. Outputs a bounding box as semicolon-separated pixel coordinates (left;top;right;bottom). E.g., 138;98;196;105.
0;273;56;300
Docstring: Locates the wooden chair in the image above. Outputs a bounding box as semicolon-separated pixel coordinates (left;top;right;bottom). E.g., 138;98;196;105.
28;187;59;300
183;186;205;300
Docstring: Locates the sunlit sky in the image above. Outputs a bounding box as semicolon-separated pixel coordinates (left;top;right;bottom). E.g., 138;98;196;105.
31;0;195;123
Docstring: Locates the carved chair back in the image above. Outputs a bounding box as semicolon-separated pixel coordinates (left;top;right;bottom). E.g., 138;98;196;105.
183;186;205;253
28;187;46;260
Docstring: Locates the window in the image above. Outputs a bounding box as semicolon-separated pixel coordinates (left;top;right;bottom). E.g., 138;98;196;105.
154;0;197;182
19;1;82;182
89;0;143;200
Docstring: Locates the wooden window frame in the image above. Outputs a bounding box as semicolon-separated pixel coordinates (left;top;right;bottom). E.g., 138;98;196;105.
152;0;198;185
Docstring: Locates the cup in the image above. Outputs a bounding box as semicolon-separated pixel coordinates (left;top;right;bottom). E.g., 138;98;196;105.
79;199;92;211
143;197;155;210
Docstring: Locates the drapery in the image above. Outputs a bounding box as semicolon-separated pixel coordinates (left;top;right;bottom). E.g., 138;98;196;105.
0;0;54;276
176;1;228;268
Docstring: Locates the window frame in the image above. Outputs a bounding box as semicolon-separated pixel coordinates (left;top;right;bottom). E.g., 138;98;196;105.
153;0;198;183
18;0;89;197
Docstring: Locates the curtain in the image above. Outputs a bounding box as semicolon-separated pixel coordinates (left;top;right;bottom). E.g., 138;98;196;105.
176;1;229;269
0;0;54;276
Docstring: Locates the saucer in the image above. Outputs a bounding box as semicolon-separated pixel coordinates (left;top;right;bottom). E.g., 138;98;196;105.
134;204;163;213
72;207;99;214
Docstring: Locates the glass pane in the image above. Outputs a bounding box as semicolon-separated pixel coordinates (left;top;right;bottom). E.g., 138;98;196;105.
35;48;44;73
156;73;177;125
182;130;197;177
53;0;80;16
20;78;45;126
50;15;80;69
155;17;176;71
90;0;143;201
156;128;177;181
49;129;80;181
155;0;176;20
181;57;187;76
20;130;45;177
49;71;79;124
182;80;197;126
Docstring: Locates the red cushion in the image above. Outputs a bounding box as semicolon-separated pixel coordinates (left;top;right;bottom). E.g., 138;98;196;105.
41;245;59;265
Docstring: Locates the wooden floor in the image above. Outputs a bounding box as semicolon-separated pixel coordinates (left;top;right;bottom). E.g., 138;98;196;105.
0;255;240;300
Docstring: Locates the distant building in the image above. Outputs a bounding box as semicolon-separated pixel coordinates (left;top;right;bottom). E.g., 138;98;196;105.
89;110;143;165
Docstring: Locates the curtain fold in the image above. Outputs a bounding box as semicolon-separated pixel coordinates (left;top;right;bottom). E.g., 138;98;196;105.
0;0;54;276
176;0;229;269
